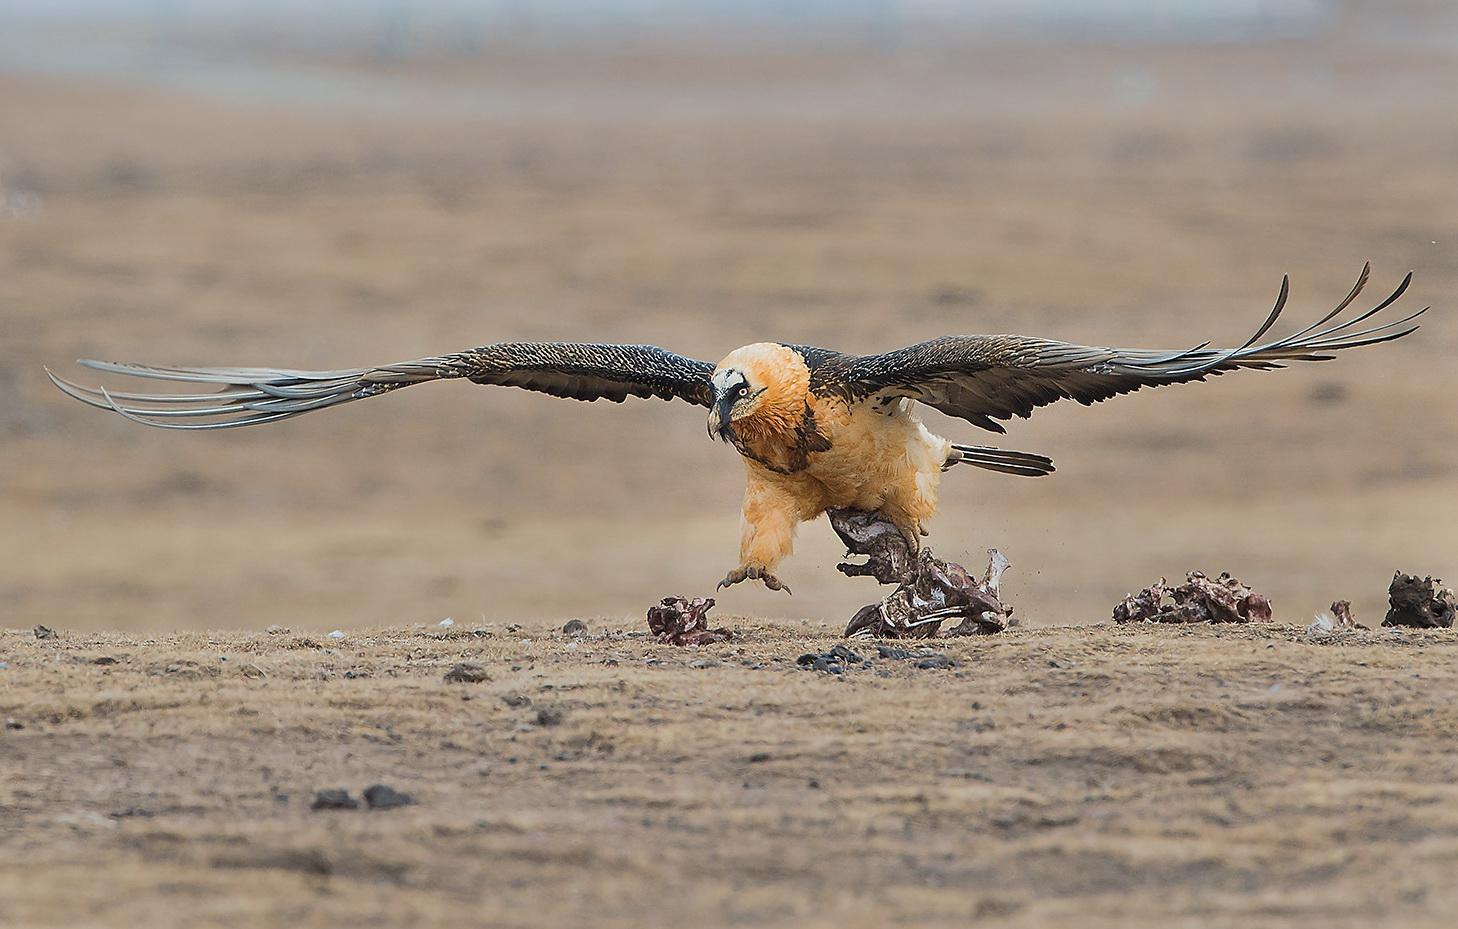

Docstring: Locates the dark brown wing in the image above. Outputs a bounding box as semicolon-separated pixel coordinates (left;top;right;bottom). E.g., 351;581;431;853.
47;342;715;430
841;266;1423;433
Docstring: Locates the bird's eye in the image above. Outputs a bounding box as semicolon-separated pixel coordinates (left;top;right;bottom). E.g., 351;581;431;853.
735;385;748;397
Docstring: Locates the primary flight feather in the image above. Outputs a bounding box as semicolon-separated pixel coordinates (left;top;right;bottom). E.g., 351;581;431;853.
49;265;1424;593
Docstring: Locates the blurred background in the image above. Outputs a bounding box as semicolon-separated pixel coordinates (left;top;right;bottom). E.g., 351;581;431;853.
2;0;1454;632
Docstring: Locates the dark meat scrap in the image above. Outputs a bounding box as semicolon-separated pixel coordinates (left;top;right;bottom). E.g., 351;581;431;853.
647;596;734;646
1382;573;1457;629
845;549;1014;639
1308;599;1365;636
1330;600;1361;630
1112;571;1273;624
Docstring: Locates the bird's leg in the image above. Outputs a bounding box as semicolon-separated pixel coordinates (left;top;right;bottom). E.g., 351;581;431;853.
828;508;915;585
718;481;798;595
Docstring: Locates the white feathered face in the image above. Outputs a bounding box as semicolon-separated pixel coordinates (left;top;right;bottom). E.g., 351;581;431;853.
706;367;765;440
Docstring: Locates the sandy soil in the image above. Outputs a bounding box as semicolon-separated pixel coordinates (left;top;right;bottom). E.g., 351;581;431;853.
4;617;1458;929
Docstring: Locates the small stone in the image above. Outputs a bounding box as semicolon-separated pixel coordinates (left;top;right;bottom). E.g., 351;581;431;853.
342;668;370;679
265;624;290;635
914;654;957;670
689;658;721;669
444;663;490;684
92;656;119;665
536;707;564;727
438;617;455;629
362;784;414;810
4;718;22;730
877;646;913;660
326;630;346;640
748;752;772;763
562;619;587;636
310;789;358;811
34;625;58;640
501;693;532;708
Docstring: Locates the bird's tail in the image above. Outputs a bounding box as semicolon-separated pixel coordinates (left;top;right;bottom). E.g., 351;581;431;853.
44;357;457;430
943;443;1055;477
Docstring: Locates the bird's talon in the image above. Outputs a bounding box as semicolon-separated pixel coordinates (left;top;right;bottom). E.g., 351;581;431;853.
718;566;791;594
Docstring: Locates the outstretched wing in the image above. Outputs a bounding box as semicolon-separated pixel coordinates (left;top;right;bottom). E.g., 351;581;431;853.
840;265;1424;433
47;342;716;430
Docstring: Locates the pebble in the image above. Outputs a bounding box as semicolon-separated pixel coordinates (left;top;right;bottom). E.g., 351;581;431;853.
326;630;346;640
33;625;58;641
362;784;415;810
310;789;358;811
438;618;455;629
536;707;564;727
562;619;587;636
443;663;490;684
796;644;865;674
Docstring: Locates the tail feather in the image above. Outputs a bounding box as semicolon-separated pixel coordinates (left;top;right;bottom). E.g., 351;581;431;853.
945;443;1055;477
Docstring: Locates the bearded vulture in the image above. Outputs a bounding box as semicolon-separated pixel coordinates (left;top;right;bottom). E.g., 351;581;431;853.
49;265;1423;593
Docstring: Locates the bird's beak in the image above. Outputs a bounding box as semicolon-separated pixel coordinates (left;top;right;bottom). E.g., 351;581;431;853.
708;392;735;441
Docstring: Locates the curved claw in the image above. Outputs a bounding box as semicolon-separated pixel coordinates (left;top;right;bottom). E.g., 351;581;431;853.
718;565;793;595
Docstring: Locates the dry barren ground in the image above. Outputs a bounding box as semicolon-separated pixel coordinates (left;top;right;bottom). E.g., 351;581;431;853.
4;619;1458;928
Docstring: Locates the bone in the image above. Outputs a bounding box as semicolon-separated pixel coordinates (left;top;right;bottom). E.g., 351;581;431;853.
835;507;1014;638
1112;571;1273;624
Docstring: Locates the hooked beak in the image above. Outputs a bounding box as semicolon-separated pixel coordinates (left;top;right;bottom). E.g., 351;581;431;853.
708;392;736;441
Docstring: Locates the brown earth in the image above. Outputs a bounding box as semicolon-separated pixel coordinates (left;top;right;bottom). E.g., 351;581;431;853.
4;619;1458;929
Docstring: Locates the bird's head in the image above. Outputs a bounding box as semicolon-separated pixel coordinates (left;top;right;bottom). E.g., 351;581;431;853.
707;343;809;442
707;366;765;441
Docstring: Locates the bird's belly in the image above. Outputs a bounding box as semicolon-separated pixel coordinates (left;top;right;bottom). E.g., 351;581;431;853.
802;401;952;520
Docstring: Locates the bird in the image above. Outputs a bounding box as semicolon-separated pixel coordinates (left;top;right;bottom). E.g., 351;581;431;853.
48;265;1423;594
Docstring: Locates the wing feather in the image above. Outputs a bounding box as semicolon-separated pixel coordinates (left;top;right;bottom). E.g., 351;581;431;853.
842;266;1423;431
48;342;714;429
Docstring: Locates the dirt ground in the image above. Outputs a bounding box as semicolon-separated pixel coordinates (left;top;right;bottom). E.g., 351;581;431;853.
3;4;1458;927
4;618;1458;929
